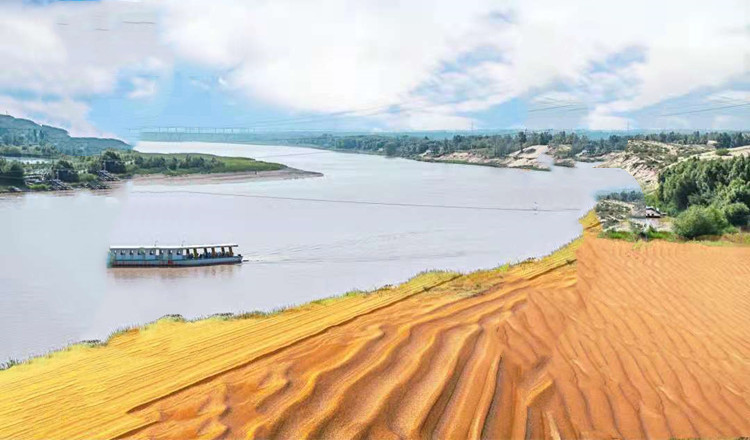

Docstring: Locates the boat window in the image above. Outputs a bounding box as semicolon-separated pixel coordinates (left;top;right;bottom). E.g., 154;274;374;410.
168;250;173;255
120;250;125;255
177;250;182;255
149;250;154;255
129;250;134;255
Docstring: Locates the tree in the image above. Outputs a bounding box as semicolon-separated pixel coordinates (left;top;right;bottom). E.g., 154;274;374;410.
100;150;126;173
722;203;749;227
52;159;79;182
0;161;25;185
673;206;729;238
731;132;745;148
717;133;732;149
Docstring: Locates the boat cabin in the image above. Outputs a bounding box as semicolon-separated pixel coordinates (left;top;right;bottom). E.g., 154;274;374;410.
108;244;241;267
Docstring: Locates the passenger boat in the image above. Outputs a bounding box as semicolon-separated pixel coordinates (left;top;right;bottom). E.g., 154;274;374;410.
108;244;242;267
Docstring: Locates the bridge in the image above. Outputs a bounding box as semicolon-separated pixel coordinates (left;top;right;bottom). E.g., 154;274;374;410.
136;127;319;143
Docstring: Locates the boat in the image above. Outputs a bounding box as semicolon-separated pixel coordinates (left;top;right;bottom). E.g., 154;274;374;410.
108;243;242;267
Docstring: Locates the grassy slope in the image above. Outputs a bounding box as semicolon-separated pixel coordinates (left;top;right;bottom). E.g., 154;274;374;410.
123;152;285;176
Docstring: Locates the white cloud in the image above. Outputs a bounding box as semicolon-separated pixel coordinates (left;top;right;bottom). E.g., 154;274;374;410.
711;114;748;130
0;1;170;97
707;90;750;103
0;0;170;132
158;0;749;129
128;77;157;99
0;0;747;131
0;94;104;137
160;0;502;115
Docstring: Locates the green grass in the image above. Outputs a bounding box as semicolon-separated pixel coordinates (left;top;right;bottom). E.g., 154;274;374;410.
600;230;637;241
646;229;677;241
123;152;285;176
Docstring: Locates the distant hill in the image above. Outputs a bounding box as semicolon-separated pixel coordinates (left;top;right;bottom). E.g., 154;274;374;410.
0;115;130;156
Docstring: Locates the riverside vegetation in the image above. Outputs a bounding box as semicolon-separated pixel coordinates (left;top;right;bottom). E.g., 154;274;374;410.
655;155;750;238
0;115;289;192
1;150;285;192
594;153;750;241
294;130;749;162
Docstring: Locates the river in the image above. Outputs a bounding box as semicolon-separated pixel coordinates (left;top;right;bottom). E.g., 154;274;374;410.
0;142;639;360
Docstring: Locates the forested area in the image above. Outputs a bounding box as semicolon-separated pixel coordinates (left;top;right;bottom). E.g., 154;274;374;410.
1;149;285;191
296;131;749;160
658;156;750;237
596;190;644;203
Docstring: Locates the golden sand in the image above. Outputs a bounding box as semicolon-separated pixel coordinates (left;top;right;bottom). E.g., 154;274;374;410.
1;213;748;439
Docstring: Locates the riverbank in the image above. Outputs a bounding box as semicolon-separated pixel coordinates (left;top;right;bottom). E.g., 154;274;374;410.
1;150;321;193
0;168;322;195
291;141;555;171
131;167;322;185
2;211;748;438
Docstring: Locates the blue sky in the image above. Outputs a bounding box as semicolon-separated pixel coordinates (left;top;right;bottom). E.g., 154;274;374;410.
1;0;748;141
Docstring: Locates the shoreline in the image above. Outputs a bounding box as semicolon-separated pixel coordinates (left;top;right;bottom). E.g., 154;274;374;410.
3;212;748;438
1;212;595;369
284;142;557;171
0;167;323;195
0;215;594;438
130;167;323;185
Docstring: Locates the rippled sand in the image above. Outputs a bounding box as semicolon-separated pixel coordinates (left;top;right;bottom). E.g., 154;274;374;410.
1;213;748;439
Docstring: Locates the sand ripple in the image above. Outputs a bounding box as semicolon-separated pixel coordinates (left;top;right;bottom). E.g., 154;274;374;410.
1;214;748;439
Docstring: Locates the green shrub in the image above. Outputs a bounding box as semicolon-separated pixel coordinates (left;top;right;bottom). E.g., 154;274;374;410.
673;205;729;239
722;202;750;227
0;161;24;185
715;148;730;156
78;173;97;183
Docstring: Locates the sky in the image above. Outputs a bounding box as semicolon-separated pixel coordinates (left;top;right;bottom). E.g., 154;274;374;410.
0;0;748;140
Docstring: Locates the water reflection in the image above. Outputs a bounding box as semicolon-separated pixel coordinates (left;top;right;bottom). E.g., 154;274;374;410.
108;264;240;280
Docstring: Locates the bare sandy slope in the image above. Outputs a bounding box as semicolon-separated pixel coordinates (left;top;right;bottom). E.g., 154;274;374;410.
425;144;551;170
1;214;749;439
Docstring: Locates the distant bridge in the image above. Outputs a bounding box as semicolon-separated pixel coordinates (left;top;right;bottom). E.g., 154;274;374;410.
136;127;316;143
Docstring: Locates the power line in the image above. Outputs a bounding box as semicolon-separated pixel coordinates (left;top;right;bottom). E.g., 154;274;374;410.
136;85;519;132
657;102;750;117
527;104;587;113
131;189;583;213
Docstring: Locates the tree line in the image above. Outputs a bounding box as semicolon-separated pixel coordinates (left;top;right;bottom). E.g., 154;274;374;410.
0;158;25;185
296;131;749;160
657;155;750;237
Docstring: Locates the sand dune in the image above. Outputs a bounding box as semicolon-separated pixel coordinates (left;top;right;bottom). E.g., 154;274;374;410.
1;213;748;439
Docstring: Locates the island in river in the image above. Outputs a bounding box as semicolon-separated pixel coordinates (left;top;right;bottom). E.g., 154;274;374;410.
1;149;321;193
0;115;321;193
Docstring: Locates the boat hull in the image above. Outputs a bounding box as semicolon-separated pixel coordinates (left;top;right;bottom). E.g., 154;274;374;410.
109;256;242;268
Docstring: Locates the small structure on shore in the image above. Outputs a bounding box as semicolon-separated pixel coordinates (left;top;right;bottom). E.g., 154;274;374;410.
108;244;242;267
645;206;662;218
